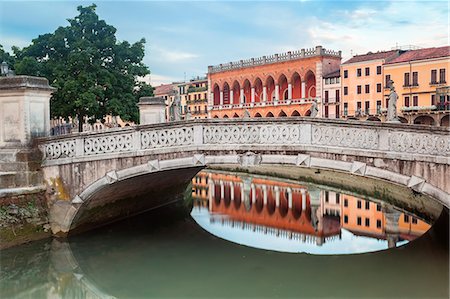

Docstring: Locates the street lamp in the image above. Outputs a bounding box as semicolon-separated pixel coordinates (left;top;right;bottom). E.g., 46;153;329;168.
1;61;9;76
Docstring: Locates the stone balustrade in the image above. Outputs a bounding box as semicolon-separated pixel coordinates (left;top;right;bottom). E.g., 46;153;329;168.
40;118;449;164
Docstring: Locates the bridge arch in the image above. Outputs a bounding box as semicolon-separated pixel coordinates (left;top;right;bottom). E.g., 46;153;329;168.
40;120;449;235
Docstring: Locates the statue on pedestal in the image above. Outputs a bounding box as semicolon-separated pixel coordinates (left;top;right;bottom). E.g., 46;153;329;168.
170;90;181;121
387;80;400;123
310;99;319;118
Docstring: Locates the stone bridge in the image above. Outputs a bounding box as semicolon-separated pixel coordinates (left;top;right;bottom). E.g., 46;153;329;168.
39;118;450;235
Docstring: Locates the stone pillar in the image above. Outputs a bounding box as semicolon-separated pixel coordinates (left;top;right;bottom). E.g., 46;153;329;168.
230;89;234;105
275;85;280;101
240;88;244;104
241;182;245;203
251;87;255;103
138;97;167;124
230;183;234;201
0;76;54;146
220;91;224;106
262;86;267;102
301;82;306;98
288;83;292;100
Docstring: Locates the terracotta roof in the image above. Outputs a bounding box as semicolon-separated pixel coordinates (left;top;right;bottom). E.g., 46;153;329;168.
385;46;450;64
154;84;175;96
323;69;340;78
343;50;399;64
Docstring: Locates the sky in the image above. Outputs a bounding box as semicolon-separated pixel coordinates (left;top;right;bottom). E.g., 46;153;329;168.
0;0;448;86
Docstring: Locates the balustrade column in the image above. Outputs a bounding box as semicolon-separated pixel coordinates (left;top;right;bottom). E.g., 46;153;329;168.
275;85;280;101
251;87;255;103
240;88;244;104
301;82;306;98
220;91;224;106
288;83;292;100
262;86;267;102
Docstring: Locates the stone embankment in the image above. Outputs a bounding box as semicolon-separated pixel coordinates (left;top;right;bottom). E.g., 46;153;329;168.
0;148;50;249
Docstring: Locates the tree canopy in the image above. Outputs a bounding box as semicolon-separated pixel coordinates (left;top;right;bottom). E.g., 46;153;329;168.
13;4;153;131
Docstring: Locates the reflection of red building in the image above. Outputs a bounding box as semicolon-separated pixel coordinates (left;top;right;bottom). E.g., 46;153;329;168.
193;172;341;244
207;46;341;118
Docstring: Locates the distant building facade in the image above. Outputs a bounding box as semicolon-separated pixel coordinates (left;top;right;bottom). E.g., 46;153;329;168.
341;50;401;121
207;46;342;119
322;69;341;119
383;46;450;126
178;77;208;119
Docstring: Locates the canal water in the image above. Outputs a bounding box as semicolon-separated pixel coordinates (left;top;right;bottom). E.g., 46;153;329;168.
1;170;448;298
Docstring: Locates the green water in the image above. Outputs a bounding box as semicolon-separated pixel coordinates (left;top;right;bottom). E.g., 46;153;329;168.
0;171;448;298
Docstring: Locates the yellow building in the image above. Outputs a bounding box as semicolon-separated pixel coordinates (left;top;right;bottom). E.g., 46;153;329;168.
383;46;450;126
341;50;401;120
179;77;208;119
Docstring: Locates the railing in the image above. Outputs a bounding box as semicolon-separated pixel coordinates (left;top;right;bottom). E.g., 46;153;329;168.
208;46;341;73
40;118;450;162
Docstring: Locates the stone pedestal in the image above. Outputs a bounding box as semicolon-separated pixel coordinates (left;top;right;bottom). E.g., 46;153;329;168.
138;97;167;124
0;76;54;147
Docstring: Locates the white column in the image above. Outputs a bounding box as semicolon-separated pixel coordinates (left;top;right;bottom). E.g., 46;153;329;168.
251;184;256;204
301;82;306;98
287;188;293;209
230;183;234;201
251;87;255;103
275;85;280;101
240;88;244;104
263;185;268;206
241;182;245;202
208;179;214;211
220;91;224;106
275;186;280;207
288;83;292;100
301;189;306;211
220;180;224;200
263;86;267;102
230;90;234;105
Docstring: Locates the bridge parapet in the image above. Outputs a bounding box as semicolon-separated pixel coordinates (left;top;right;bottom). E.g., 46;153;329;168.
40;118;450;164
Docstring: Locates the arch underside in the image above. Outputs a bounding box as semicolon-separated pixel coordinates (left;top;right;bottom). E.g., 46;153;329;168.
52;153;449;236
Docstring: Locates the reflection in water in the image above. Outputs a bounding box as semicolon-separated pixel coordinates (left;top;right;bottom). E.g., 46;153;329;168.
0;170;447;298
191;171;431;254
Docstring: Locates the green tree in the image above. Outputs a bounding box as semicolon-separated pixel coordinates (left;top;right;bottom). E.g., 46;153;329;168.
14;4;150;132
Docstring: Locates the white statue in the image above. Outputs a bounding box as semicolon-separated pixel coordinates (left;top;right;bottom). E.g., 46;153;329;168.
387;80;400;123
171;91;181;121
310;99;319;118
